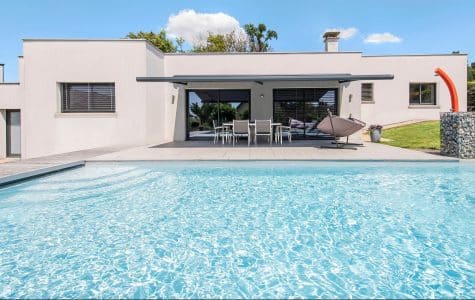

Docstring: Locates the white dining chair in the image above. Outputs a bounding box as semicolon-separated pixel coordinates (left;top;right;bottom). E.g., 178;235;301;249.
276;127;292;144
254;119;272;145
232;120;251;146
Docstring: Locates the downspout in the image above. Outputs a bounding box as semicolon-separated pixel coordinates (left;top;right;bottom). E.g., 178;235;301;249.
435;68;459;112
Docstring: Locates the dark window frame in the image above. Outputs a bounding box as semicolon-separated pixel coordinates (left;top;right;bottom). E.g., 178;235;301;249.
272;88;338;139
185;89;251;140
361;83;374;103
409;82;437;105
61;83;116;113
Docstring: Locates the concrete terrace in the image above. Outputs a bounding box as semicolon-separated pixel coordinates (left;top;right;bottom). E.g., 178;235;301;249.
88;140;457;161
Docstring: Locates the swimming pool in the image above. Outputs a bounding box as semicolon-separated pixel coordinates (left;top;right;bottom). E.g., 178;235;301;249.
0;161;473;298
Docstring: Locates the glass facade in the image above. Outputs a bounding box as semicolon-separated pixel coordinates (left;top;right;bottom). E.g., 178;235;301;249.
273;88;338;138
187;89;250;139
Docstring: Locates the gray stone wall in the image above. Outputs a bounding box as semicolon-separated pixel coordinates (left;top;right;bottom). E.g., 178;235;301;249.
440;112;475;158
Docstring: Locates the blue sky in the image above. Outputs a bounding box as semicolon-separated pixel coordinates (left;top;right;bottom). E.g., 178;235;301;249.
1;0;473;81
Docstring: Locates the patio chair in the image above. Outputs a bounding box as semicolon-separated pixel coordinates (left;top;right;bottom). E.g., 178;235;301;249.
232;120;251;146
254;119;272;145
316;109;366;150
276;119;292;144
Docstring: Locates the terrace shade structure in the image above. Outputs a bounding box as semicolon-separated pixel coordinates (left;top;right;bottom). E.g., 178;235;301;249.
136;74;394;85
137;73;394;140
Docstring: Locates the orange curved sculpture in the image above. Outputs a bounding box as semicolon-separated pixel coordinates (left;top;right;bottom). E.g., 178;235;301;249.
435;68;459;112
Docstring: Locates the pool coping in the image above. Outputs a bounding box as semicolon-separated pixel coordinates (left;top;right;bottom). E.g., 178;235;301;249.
0;161;85;186
86;158;460;163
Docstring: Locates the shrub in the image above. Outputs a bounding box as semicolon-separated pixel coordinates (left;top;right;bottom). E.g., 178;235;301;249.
468;81;475;111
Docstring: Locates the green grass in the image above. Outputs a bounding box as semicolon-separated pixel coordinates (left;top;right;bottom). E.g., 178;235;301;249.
381;121;440;150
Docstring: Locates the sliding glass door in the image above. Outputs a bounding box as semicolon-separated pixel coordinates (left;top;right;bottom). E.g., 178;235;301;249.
186;89;250;140
273;88;338;139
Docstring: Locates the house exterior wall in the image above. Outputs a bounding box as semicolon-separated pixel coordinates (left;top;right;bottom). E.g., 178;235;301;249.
0;83;23;158
167;80;353;142
0;83;22;109
144;43;168;145
164;52;363;141
360;54;467;126
18;40;167;158
0;38;468;158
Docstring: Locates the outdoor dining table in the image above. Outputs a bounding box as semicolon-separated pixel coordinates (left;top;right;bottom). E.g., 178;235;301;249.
222;121;282;144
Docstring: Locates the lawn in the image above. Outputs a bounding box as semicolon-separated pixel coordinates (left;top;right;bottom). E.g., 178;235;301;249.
381;121;440;150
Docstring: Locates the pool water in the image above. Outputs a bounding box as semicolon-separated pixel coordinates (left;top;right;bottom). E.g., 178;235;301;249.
0;161;474;298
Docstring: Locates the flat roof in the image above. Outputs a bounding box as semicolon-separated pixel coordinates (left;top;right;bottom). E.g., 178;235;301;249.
22;38;149;42
137;74;394;84
19;39;467;57
22;38;165;55
165;51;361;56
363;53;467;57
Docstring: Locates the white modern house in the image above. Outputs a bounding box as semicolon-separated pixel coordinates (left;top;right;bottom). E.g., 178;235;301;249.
0;32;467;159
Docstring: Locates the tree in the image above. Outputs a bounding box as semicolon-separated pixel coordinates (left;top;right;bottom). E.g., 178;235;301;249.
468;81;475;111
192;31;247;52
126;30;177;53
244;23;278;52
175;37;185;53
468;65;474;82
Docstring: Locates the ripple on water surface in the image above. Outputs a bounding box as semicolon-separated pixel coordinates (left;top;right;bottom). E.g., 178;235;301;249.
0;161;474;298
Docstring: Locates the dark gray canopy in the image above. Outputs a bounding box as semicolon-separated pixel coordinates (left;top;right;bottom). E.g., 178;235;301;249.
136;73;394;85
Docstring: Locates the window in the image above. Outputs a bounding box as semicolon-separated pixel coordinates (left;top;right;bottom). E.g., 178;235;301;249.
273;88;338;138
361;83;373;103
409;83;436;105
61;83;115;113
186;89;250;139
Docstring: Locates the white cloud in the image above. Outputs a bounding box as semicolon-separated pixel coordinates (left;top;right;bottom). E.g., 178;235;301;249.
364;32;402;44
324;27;358;39
166;9;245;45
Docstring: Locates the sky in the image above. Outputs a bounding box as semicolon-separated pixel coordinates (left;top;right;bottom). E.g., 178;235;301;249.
0;0;474;81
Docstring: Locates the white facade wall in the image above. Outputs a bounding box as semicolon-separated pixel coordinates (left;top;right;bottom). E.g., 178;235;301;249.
0;83;22;109
0;83;23;158
144;43;168;144
164;52;363;141
18;40;166;158
360;55;467;125
0;39;468;158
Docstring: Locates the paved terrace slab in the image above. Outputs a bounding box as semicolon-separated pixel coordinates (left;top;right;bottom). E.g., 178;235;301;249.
88;140;458;162
0;146;127;185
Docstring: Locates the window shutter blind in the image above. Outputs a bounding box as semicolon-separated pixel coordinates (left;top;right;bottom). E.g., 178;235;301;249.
361;83;373;102
62;83;115;113
273;88;338;138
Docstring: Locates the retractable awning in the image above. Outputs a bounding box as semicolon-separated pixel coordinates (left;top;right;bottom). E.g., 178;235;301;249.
136;74;394;85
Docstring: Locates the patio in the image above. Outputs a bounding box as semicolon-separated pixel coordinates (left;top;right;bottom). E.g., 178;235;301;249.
88;140;457;161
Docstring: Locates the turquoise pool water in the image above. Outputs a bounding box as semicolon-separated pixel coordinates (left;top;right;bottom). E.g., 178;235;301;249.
0;161;474;298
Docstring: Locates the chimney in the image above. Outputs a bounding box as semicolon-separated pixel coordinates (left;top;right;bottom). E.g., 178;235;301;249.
323;31;340;52
0;64;3;83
